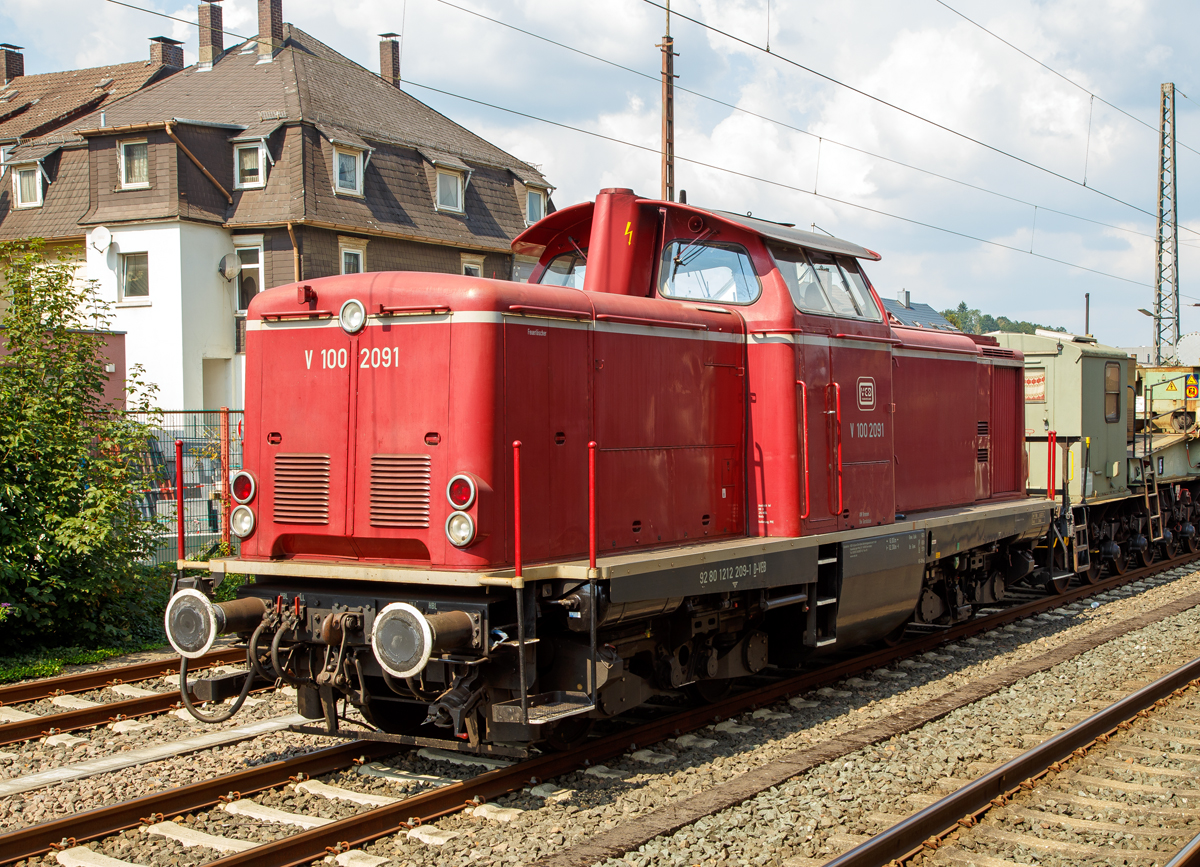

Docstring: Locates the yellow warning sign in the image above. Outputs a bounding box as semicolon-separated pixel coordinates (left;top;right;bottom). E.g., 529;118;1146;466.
1188;374;1198;399
1166;380;1179;392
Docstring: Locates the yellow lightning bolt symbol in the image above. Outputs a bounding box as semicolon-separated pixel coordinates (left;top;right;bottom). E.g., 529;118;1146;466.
624;221;633;246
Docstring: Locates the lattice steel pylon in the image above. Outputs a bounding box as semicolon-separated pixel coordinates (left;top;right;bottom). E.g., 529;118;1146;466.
1154;82;1180;365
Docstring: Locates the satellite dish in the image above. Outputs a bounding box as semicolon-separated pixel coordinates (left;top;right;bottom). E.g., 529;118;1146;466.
218;252;242;282
1177;332;1200;366
91;226;111;253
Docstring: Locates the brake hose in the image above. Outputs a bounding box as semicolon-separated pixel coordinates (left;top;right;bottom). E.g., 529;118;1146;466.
178;623;261;723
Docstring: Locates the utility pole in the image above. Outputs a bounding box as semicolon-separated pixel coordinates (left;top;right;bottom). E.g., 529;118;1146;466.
1154;82;1180;365
659;1;676;202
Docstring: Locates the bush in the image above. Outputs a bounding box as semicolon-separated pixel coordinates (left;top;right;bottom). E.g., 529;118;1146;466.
0;240;160;653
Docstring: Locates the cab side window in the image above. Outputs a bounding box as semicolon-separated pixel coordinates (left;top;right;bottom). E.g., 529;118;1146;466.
771;245;881;321
1104;362;1120;423
659;240;761;305
538;252;587;289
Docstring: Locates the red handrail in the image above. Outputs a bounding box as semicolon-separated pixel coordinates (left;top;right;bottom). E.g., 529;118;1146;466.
509;305;592;321
834;333;902;345
175;439;185;561
512;440;522;578
259;310;333;321
797;381;810;520
1047;430;1057;501
378;304;450;316
595;313;707;331
588;441;598;570
831;383;843;515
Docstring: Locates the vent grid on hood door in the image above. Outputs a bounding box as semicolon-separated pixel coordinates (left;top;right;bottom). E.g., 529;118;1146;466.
370;455;432;528
273;454;331;524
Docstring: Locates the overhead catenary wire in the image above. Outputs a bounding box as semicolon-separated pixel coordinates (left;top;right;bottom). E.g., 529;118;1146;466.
933;0;1200;159
641;0;1200;240
101;0;1155;289
434;0;1157;244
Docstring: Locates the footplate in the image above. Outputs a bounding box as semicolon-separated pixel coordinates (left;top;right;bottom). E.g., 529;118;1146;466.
490;691;594;725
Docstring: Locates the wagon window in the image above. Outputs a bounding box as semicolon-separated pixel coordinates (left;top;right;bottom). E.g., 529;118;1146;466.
1105;362;1120;423
659;240;761;305
539;252;587;289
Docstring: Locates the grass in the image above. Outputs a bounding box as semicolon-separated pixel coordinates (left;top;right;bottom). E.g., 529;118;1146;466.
0;640;170;684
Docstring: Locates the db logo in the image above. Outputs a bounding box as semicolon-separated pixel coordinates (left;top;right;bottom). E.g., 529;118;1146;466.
857;377;876;411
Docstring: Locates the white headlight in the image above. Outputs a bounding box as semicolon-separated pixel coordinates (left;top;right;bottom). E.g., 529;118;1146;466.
230;505;256;538
445;511;476;547
339;298;366;334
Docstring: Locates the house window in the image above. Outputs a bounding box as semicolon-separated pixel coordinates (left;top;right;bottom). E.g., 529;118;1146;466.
339;237;367;274
436;170;463;212
235;245;263;311
0;146;12;167
526;188;545;224
120;252;149;300
334;147;363;195
14;165;42;208
235;143;266;189
120;140;149;189
1105;362;1121;423
461;253;485;278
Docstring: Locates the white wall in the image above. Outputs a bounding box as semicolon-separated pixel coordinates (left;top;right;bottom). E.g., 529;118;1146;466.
87;221;239;409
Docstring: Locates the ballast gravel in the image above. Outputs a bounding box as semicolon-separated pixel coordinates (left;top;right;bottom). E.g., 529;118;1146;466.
338;566;1200;867
8;570;1200;867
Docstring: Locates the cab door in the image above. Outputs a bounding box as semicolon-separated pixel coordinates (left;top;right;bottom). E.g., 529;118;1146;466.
797;329;838;535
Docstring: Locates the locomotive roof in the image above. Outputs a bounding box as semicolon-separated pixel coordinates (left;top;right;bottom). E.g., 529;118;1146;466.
512;197;882;261
709;210;881;261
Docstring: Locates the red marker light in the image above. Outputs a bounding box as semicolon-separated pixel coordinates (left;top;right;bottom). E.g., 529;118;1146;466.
231;471;255;504
448;476;474;509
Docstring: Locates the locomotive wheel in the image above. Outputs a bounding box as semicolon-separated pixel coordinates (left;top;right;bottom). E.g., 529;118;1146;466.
1189;534;1200;555
687;678;735;703
1139;544;1156;568
1108;548;1128;575
541;715;594;752
366;699;431;735
1082;557;1103;585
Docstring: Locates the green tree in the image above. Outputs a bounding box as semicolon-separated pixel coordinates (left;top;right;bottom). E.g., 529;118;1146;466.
0;240;159;651
940;302;1067;335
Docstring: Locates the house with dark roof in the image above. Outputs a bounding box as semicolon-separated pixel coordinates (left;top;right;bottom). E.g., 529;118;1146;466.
880;291;959;331
0;0;553;409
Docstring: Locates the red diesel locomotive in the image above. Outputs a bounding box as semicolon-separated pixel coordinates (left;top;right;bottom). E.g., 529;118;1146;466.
166;188;1052;750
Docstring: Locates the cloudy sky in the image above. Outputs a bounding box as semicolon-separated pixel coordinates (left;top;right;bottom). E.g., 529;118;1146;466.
5;0;1200;348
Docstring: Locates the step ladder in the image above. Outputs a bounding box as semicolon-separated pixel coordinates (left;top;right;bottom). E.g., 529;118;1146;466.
1140;457;1165;541
805;543;839;648
1070;504;1091;573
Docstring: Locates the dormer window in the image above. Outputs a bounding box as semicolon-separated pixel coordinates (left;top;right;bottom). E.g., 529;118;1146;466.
235;142;267;189
525;187;545;224
120;140;149;189
334;146;363;196
436;169;464;212
14;164;42;208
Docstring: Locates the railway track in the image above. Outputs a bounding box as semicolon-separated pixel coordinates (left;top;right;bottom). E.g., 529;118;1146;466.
4;551;1199;867
821;654;1200;867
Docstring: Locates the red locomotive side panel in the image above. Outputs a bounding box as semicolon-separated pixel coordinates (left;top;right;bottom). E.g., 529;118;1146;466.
991;363;1023;495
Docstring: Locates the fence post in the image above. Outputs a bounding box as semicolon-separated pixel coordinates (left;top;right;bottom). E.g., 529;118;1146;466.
175;439;185;564
220;407;231;550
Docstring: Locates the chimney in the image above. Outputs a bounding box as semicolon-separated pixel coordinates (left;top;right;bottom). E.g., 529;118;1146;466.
1;44;23;85
150;36;184;68
199;1;224;68
258;0;283;59
379;33;400;87
898;289;910;309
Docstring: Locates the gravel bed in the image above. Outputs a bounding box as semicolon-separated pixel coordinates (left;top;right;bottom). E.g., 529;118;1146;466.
333;566;1200;867
5;568;1200;867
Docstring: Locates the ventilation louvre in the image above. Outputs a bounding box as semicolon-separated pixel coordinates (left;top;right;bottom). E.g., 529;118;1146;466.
370;455;432;528
273;454;330;524
977;421;989;436
977;448;990;463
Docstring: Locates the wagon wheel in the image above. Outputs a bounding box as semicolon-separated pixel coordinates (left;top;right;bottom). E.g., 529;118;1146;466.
1082;556;1103;585
1139;543;1156;568
1046;547;1073;595
1188;533;1200;555
1108;547;1129;575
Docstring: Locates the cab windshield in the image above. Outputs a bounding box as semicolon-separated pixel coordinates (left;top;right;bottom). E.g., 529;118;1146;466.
771;245;881;321
538;252;587;289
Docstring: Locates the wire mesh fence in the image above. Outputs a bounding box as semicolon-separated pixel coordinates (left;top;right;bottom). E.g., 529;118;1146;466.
128;410;244;566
